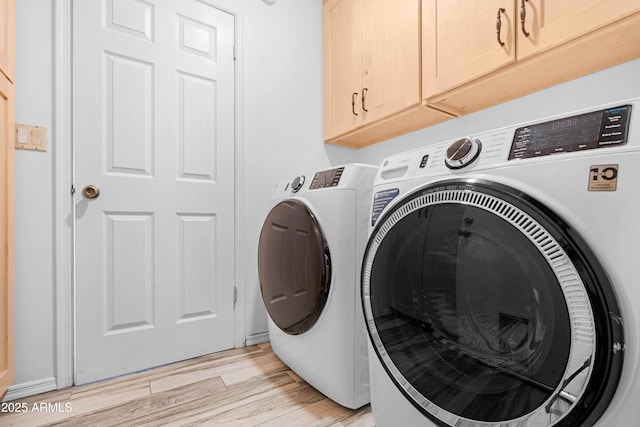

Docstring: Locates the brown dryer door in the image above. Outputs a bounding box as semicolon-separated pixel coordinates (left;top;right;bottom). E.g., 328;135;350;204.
258;199;331;335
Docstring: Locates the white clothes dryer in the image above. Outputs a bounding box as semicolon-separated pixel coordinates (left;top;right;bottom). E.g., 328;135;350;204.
258;163;377;409
362;100;639;426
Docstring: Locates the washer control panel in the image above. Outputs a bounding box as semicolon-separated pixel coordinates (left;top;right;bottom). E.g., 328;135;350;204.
375;99;637;188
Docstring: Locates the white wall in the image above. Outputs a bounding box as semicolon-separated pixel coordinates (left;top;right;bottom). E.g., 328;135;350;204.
13;0;56;395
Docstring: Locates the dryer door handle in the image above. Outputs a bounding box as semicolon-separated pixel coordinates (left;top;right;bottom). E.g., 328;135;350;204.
323;247;332;292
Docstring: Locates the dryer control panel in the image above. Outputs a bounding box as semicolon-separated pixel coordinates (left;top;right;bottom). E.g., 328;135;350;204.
309;167;345;189
509;104;632;160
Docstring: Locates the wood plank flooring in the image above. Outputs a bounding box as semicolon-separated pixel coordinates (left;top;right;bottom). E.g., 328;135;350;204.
1;343;374;426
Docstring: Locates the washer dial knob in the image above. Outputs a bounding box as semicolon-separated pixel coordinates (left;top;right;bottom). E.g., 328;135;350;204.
291;175;305;193
445;138;482;169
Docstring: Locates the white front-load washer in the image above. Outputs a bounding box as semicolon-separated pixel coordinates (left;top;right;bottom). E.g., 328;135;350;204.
362;100;639;426
258;163;377;409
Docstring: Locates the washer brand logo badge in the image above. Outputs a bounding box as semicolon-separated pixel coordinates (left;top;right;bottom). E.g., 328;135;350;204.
589;164;619;191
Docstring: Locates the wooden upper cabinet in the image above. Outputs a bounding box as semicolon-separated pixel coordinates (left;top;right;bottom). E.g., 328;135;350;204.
325;0;639;147
517;0;640;60
422;0;516;100
0;0;15;82
324;0;425;144
423;0;640;110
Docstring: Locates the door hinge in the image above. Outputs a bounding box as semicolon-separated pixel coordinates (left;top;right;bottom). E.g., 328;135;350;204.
233;44;237;61
233;286;238;308
71;184;76;195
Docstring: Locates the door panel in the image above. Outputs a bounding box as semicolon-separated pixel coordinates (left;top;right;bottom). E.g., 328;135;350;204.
177;214;218;321
73;0;235;384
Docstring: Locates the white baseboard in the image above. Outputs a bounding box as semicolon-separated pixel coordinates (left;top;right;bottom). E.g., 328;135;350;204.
245;332;269;346
3;377;58;402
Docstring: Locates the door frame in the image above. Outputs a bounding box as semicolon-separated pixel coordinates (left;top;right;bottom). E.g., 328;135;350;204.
53;0;246;388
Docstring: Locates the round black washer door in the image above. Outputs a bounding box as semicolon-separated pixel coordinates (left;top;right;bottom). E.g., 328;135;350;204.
258;199;331;335
362;179;623;427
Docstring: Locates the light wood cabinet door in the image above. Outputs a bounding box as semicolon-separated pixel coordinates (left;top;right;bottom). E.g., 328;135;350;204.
0;0;14;82
424;0;640;103
517;0;640;59
423;0;516;99
324;0;422;141
362;0;421;123
0;70;15;400
324;0;364;139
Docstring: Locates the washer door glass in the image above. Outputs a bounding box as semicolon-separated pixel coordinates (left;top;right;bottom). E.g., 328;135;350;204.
362;180;623;427
258;199;331;335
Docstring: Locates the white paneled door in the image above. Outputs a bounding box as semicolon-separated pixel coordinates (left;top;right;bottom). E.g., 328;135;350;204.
73;0;236;384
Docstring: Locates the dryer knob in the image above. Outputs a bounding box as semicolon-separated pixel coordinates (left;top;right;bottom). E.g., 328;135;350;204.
291;175;305;193
445;138;482;169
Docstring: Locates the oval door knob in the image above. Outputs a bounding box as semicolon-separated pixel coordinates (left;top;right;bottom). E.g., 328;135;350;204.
82;184;101;199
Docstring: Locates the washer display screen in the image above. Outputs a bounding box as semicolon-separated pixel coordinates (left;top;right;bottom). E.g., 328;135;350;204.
509;105;632;159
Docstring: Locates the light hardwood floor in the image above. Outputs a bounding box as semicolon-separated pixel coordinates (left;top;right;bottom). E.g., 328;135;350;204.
1;343;374;426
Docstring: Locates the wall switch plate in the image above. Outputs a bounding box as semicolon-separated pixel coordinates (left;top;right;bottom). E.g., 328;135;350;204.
15;123;48;151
